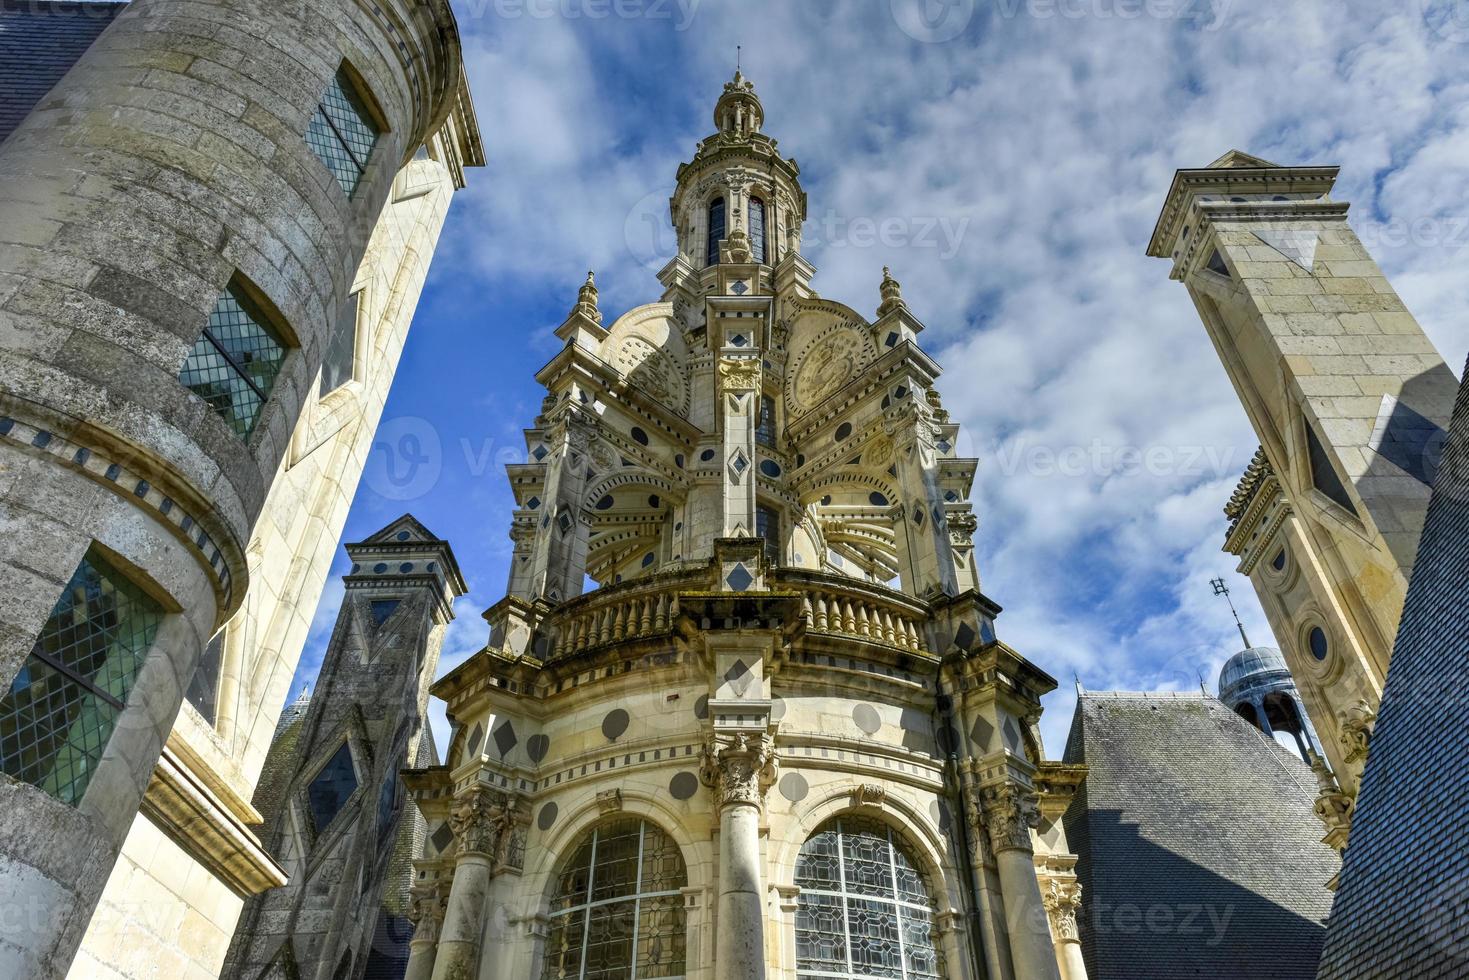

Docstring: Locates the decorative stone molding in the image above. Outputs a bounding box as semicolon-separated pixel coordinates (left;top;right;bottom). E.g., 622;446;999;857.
1042;878;1083;943
448;787;521;861
851;783;887;808
408;881;448;944
1309;752;1353;854
699;732;778;809
719;357;761;392
961;783;994;866
981;783;1041;855
1338;697;1375;763
596;789;624;814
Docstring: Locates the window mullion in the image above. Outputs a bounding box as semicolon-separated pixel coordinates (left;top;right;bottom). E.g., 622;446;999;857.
887;826;911;980
25;647;125;711
318;104;367;174
836;823;855;979
578;827;599;980
201;327;269;401
630;821;647;980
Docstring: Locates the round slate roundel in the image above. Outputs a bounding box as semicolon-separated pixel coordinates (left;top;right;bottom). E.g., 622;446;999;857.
853;703;882;735
769;696;787;723
602;708;630;741
538;801;559;832
778;772;809;803
669;771;699;800
693;694;709;720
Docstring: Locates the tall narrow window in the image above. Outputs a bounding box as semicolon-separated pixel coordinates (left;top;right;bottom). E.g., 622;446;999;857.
756;504;781;567
319;291;360;395
541;818;687;980
184;630;225;725
706;197;726;266
306;742;359;833
749;196;768;264
179;282;288;439
756;393;777;447
0;548;164;805
306;66;381;197
1305;422;1357;514
795;817;946;980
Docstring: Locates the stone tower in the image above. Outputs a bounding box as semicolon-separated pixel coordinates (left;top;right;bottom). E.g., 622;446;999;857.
401;74;1087;980
223;515;467;980
0;0;480;974
1146;153;1458;808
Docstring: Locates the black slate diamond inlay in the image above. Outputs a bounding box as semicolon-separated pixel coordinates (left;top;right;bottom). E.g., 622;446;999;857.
466;723;484;758
431;822;454;853
954;621;977;651
726;563;753;592
492;719;518;758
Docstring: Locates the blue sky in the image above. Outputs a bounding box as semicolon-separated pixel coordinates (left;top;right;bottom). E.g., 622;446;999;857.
289;0;1469;756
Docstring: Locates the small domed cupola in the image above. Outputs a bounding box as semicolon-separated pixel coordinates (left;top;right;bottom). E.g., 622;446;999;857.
714;70;763;138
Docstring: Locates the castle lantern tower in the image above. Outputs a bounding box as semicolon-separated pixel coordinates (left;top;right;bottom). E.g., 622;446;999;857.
1217;645;1320;761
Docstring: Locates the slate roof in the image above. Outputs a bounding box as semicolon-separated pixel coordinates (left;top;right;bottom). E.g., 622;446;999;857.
0;0;125;144
1062;691;1339;980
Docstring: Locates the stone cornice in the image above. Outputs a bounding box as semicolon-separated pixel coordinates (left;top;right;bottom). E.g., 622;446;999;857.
1148;163;1340;258
139;746;287;898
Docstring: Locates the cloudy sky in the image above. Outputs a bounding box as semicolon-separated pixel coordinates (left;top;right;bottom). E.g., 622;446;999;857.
289;0;1469;756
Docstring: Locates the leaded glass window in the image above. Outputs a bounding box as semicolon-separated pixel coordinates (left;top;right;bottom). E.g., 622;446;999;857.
756;394;777;447
179;283;288;439
795;817;946;980
0;548;164;805
184;630;225;724
749;196;767;264
706;197;725;267
307;742;359;833
306;66;381;196
756;504;781;567
542;817;687;980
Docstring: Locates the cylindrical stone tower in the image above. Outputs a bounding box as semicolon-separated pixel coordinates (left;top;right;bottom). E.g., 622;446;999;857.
0;0;466;972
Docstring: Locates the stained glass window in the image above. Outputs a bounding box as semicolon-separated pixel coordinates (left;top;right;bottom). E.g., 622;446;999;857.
756;394;777;447
756;504;781;567
795;817;946;980
749;196;767;264
542;818;687;980
306;66;381;196
179;283;288;439
706;197;725;267
0;548;164;806
307;742;359;833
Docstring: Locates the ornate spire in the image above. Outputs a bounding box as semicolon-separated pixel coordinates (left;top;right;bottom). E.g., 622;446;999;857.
714;69;763;138
877;266;906;317
574;269;601;324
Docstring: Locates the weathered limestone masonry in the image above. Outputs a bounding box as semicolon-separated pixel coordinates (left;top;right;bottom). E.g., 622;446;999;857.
1146;152;1458;835
0;0;481;973
401;74;1084;980
221;516;467;980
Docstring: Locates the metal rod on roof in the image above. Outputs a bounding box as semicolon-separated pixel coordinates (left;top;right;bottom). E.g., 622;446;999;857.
1210;576;1251;648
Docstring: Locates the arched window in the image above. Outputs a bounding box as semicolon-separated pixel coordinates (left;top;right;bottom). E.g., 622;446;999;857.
706;197;725;266
542;817;687;980
795;816;946;980
749;195;767;264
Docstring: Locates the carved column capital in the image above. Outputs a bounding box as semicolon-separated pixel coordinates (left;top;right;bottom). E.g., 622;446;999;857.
980;782;1040;855
700;732;777;810
1042;878;1083;943
1338;697;1376;764
448;788;520;862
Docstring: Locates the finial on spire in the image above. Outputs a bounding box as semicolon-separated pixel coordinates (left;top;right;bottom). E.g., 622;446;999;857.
877;266;906;317
736;44;740;72
1198;668;1209;696
1074;673;1085;696
574;269;601;323
1210;576;1251;648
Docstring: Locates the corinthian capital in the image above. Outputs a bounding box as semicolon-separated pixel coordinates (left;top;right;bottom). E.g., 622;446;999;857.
408;881;447;944
700;732;777;809
980;782;1040;855
448;788;520;860
1042;878;1083;943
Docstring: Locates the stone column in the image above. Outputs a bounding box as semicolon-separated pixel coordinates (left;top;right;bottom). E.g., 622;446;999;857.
982;784;1062;980
431;788;518;980
701;733;777;980
886;397;960;597
1043;879;1087;980
406;881;447;980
